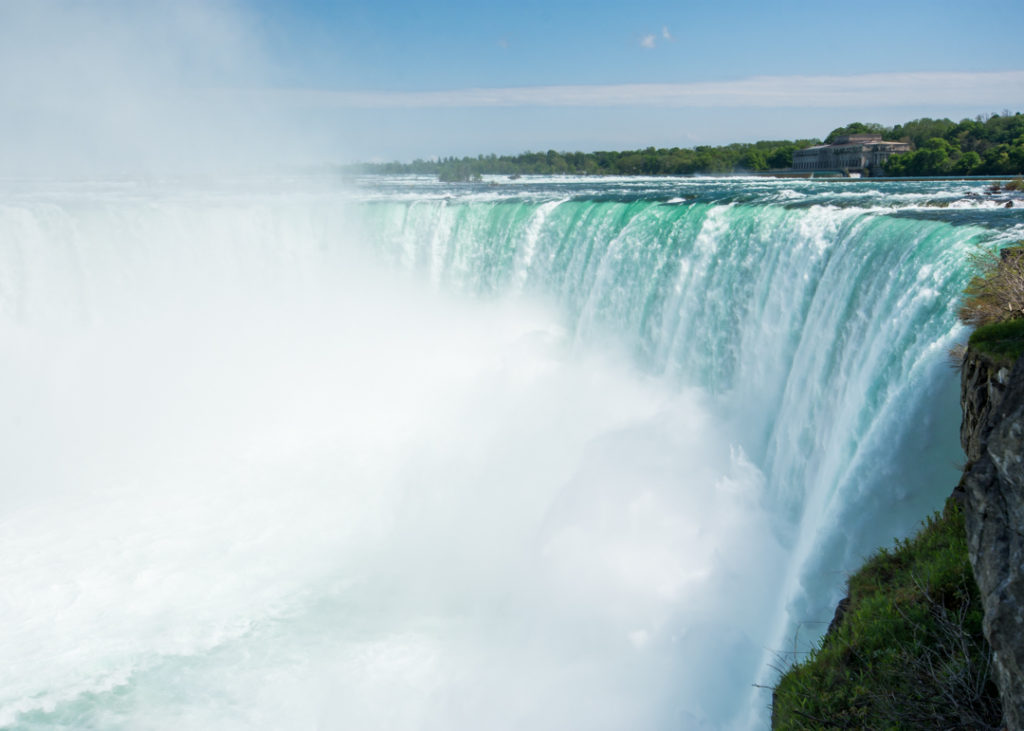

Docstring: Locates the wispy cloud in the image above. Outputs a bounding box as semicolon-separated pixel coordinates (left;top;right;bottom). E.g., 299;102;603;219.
662;26;673;41
255;71;1024;110
640;34;656;49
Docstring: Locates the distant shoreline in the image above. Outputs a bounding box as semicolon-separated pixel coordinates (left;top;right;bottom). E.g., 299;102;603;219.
747;173;1024;182
351;171;1024;183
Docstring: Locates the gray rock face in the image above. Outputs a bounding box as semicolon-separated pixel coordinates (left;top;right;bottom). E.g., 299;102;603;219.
961;350;1013;463
962;351;1024;730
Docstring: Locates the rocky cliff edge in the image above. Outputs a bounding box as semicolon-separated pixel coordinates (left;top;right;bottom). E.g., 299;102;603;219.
961;348;1024;729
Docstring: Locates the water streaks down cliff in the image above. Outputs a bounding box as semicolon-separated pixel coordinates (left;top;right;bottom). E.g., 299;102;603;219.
0;176;1018;729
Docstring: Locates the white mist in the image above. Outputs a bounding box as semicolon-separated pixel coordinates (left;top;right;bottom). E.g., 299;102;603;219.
0;180;786;729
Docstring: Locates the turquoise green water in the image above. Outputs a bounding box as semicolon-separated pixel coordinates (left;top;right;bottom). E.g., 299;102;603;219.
354;175;1018;724
356;177;1007;521
0;174;1020;729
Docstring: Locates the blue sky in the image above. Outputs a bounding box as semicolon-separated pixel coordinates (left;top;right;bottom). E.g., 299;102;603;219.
1;0;1023;172
247;0;1020;89
250;0;1024;162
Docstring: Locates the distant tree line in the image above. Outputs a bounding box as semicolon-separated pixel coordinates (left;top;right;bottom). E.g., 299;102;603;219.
348;112;1024;180
881;113;1024;176
786;114;1024;175
350;140;819;180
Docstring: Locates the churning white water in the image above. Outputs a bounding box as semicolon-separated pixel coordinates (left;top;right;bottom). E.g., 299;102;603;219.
0;177;807;730
4;173;1011;729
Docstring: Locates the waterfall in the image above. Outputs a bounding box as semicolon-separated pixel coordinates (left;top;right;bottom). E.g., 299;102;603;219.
0;175;1013;729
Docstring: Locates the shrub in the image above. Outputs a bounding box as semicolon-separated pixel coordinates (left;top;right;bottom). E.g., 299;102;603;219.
958;243;1024;327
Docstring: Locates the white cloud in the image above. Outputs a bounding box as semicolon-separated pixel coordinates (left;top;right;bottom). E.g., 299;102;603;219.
255;71;1024;110
640;34;656;49
662;26;673;41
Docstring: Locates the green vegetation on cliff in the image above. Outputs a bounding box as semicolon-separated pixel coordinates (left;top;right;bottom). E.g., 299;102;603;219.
772;500;1000;729
959;243;1024;330
969;318;1024;364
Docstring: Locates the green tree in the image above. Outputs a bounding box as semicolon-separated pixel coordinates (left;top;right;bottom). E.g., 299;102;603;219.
956;150;982;175
767;145;796;169
546;150;568;174
983;144;1013;174
616;153;644;174
825;122;888;143
884;152;909;176
890;117;956;148
917;137;955;174
742;149;768;171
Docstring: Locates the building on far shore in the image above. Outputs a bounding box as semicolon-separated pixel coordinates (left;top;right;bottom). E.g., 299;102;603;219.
792;134;912;176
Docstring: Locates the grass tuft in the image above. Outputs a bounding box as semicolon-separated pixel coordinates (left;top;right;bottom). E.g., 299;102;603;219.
968;318;1024;365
